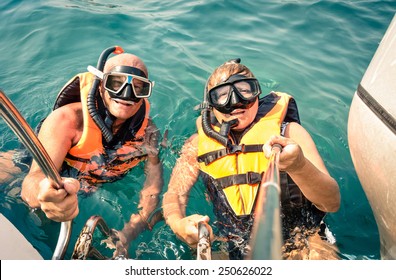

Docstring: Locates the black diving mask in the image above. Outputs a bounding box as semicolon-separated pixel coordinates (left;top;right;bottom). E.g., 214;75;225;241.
88;65;155;102
208;74;261;114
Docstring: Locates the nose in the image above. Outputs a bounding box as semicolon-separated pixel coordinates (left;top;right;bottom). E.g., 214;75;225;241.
118;84;139;102
230;89;242;106
121;84;133;98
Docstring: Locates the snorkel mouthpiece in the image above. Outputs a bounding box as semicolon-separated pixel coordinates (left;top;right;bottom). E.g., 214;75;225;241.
87;46;125;143
201;107;232;149
219;119;239;137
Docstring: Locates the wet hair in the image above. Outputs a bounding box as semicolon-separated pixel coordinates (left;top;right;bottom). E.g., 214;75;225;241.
206;60;255;92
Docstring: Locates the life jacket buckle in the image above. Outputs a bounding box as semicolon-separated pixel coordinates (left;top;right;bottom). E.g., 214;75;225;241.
246;171;261;184
228;144;245;154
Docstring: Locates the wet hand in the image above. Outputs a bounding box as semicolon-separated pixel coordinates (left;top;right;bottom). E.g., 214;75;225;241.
37;177;80;222
263;135;305;172
174;214;213;247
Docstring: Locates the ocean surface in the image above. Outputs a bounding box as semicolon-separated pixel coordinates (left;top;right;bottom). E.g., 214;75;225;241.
1;0;395;260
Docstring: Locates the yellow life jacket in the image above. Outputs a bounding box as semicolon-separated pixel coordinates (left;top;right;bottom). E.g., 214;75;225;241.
197;91;292;217
197;92;327;260
57;72;150;187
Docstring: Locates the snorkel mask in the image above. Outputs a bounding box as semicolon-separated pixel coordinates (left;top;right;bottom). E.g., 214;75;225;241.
207;74;261;114
199;58;262;148
86;46;154;143
88;65;154;104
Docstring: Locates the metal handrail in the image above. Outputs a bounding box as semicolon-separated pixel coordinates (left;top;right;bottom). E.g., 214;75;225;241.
71;215;112;260
0;89;72;260
246;144;283;260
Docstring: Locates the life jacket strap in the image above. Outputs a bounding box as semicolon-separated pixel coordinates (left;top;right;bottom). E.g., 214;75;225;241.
198;144;263;165
212;171;262;190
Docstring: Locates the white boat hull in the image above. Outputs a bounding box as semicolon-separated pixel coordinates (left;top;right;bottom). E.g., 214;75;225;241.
348;15;396;259
0;214;43;260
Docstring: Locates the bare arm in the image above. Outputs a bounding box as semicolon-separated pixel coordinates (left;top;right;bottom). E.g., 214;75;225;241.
114;121;164;257
118;155;163;244
162;134;212;247
264;122;340;212
21;104;81;221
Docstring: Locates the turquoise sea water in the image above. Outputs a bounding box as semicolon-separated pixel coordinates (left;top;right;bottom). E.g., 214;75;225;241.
1;0;395;260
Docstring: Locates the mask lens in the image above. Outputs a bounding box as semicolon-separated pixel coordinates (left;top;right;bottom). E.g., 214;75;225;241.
131;76;151;98
104;74;152;98
105;74;128;94
208;78;261;107
233;79;261;100
209;85;232;106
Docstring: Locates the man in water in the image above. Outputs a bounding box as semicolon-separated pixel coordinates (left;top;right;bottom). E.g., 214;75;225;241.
19;47;163;258
163;59;340;259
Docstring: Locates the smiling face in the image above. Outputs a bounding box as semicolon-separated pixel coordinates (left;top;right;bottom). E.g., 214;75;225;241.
100;88;143;122
99;53;148;124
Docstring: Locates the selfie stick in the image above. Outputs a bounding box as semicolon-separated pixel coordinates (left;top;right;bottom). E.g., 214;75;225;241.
247;144;283;259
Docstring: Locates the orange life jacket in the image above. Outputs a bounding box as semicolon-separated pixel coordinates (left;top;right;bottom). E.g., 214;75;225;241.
56;72;150;187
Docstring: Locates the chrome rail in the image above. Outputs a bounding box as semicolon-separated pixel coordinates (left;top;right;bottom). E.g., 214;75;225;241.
0;89;72;260
71;215;112;260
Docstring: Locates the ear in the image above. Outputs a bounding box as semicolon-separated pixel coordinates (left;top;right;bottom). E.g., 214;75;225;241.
98;83;106;98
